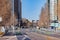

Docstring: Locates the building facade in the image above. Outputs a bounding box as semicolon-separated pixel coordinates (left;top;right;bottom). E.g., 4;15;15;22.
14;0;22;27
48;0;60;28
0;0;22;26
38;0;60;28
38;3;49;28
0;0;12;26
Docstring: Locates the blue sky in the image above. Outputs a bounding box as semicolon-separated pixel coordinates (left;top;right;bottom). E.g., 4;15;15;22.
22;0;46;21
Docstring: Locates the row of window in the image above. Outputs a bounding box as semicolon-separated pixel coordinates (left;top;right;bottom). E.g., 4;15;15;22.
48;0;58;20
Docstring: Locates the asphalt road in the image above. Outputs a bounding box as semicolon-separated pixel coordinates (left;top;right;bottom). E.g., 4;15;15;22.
24;29;60;40
0;29;60;40
27;28;60;39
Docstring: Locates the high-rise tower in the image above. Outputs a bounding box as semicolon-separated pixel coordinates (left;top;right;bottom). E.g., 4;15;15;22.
14;0;22;27
47;0;58;28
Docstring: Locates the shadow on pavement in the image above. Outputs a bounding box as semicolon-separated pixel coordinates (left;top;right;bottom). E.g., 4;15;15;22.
16;32;31;40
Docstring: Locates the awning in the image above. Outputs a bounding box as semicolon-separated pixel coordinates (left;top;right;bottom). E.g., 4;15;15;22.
50;23;59;27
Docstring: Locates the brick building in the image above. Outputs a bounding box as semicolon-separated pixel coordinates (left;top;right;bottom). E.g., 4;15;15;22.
38;3;49;28
48;0;60;28
38;0;60;28
0;0;22;26
0;0;22;35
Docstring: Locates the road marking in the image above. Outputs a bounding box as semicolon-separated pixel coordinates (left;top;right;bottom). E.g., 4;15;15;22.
22;35;30;40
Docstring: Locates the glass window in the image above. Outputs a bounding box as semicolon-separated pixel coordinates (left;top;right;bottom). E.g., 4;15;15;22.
54;0;57;4
50;0;55;20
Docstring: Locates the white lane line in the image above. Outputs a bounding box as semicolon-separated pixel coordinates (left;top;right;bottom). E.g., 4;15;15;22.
22;35;30;40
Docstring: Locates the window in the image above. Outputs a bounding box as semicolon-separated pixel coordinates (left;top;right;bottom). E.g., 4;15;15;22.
54;0;57;4
50;0;55;20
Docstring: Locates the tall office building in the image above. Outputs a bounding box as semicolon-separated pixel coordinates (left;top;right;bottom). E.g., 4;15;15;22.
38;0;60;28
0;0;12;26
0;0;22;34
14;0;22;27
47;0;57;28
47;0;60;28
38;3;49;28
47;0;58;22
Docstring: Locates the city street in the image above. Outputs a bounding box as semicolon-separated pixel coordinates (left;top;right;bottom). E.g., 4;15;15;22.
1;0;60;40
0;29;60;40
24;29;60;40
26;31;60;40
